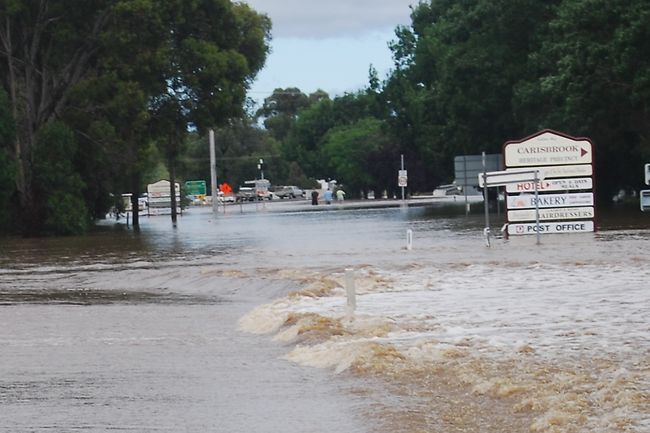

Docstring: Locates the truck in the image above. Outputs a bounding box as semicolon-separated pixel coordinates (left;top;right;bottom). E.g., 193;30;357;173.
237;179;273;201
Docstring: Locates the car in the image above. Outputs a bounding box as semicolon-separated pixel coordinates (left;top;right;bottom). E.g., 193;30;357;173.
236;186;256;201
216;191;235;203
274;185;305;199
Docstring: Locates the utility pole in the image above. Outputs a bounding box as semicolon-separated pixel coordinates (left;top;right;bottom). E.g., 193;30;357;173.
400;154;405;201
482;151;490;247
209;129;218;214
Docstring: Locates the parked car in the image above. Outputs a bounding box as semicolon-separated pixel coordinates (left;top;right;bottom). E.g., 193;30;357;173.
236;186;275;201
236;186;256;201
216;191;235;203
274;185;305;199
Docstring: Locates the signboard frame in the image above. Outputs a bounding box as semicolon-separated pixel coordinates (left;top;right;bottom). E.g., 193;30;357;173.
502;129;596;237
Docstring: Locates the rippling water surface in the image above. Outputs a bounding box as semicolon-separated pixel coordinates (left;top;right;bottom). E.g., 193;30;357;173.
1;201;648;433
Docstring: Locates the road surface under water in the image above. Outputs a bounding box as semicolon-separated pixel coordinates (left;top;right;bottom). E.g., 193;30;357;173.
0;200;648;433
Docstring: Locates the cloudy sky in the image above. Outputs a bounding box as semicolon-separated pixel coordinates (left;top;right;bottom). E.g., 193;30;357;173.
243;0;416;104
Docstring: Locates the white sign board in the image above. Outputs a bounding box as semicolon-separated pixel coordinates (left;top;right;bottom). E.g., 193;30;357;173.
507;206;595;222
641;190;650;212
505;131;592;167
398;170;407;187
645;164;650;186
478;169;544;187
505;177;592;193
509;220;594;235
147;180;181;197
506;164;592;179
503;130;596;237
507;192;594;209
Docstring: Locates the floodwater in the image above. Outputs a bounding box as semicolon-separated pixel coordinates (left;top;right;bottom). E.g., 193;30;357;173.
0;200;648;433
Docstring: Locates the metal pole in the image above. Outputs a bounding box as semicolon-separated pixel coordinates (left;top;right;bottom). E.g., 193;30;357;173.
400;154;405;201
464;155;468;216
534;170;541;245
482;151;490;247
209;129;218;214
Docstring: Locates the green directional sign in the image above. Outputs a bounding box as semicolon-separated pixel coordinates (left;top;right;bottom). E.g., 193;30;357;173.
185;180;206;196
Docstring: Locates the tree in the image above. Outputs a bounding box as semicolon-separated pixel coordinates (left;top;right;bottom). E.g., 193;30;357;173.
150;0;271;223
514;0;650;202
32;121;89;235
0;0;271;233
0;0;118;234
0;88;15;230
256;88;312;141
321;118;392;197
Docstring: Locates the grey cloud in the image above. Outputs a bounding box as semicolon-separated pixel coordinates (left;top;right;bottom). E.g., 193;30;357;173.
243;0;415;38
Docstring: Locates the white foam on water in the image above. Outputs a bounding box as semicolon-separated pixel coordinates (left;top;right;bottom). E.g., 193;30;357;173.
239;232;650;432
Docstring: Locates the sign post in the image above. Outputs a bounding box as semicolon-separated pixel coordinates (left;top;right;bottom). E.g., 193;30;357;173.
398;154;407;201
482;152;490;246
478;168;544;246
503;130;595;237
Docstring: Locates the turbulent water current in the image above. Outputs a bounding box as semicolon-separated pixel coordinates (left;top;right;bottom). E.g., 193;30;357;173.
0;200;648;433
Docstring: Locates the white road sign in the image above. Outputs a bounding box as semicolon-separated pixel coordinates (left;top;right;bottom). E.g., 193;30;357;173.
645;163;650;186
507;192;594;209
506;164;592;179
505;131;592;167
508;220;594;236
478;169;544;187
398;170;408;187
505;177;592;193
507;206;595;222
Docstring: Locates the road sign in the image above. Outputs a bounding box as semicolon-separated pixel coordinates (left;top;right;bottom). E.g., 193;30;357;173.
641;190;650;211
645;164;650;185
504;131;592;167
503;130;596;238
398;170;407;187
509;220;594;235
478;169;544;188
507;206;595;222
507;192;594;209
454;154;502;187
506;164;592;179
185;180;206;196
505;177;592;193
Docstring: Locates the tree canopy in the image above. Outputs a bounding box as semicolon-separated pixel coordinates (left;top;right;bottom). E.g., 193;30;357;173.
0;0;270;235
2;0;648;236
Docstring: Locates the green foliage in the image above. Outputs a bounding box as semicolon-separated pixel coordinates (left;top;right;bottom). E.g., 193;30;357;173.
514;0;650;200
0;88;16;230
32;122;89;235
256;88;320;141
321;118;391;196
1;0;271;234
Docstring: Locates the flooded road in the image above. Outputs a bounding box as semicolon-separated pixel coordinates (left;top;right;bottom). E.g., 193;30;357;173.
1;200;649;432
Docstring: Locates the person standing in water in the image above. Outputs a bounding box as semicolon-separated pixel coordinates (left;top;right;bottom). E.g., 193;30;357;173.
336;189;345;202
323;189;333;204
311;190;319;205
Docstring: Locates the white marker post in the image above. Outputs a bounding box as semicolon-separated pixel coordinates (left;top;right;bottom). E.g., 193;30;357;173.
344;268;356;318
406;229;413;250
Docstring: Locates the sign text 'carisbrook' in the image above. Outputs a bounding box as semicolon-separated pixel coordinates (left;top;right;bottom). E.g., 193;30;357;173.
505;132;592;167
